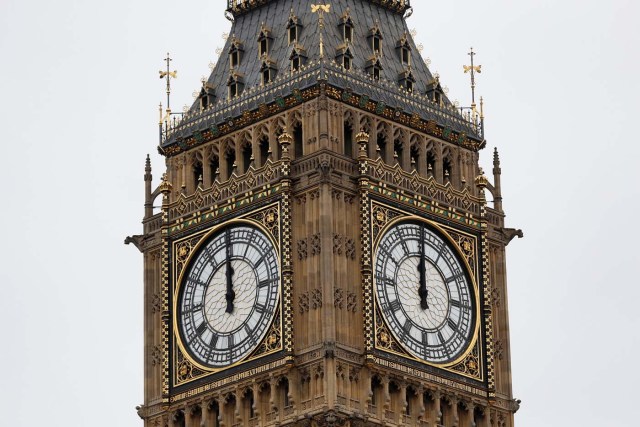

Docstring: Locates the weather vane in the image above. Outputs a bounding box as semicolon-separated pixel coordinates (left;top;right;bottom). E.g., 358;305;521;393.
463;47;481;107
311;4;331;58
159;53;178;112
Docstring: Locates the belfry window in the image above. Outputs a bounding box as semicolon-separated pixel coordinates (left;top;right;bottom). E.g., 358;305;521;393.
290;47;307;72
336;47;353;70
402;47;411;65
228;37;244;69
287;10;302;45
260;60;277;85
344;24;353;42
258;25;273;57
260;39;268;56
339;9;354;42
397;34;412;66
227;72;244;98
399;70;416;93
230;50;239;68
368;26;383;55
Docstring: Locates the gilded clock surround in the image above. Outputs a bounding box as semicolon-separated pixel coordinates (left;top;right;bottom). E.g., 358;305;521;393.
170;204;288;388
368;203;485;382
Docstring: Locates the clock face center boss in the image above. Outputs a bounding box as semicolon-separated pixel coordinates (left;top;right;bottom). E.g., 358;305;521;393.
176;224;280;369
374;221;477;364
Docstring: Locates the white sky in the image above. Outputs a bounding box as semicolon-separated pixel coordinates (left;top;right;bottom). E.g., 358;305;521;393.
0;0;638;426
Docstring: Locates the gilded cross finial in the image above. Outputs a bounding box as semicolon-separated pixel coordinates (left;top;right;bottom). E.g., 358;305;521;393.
311;4;331;58
463;47;482;107
159;53;178;112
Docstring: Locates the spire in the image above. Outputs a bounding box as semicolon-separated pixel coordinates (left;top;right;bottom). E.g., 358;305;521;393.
144;155;153;219
493;147;503;212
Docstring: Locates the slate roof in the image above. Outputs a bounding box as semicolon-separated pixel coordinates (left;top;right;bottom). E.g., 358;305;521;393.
162;0;481;150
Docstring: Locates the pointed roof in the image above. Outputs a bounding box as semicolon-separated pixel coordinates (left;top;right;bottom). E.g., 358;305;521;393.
161;0;482;154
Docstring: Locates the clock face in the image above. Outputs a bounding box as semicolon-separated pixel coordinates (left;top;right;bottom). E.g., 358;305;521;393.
374;221;475;364
177;224;279;368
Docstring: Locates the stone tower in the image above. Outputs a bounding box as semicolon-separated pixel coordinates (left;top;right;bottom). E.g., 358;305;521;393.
128;1;522;426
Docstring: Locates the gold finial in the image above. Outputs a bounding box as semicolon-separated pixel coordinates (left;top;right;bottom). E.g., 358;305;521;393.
159;53;178;112
311;4;331;58
475;173;489;190
158;173;173;195
463;47;482;107
355;130;369;145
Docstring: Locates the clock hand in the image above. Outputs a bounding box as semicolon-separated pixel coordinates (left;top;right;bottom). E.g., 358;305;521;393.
418;228;429;310
225;230;235;314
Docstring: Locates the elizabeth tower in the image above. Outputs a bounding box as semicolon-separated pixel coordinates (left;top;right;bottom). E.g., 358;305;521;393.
128;1;522;426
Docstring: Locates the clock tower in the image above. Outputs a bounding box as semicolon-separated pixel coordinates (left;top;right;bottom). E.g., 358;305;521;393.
128;1;522;426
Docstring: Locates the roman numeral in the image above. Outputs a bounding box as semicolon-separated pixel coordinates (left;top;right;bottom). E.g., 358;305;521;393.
255;303;267;314
185;303;203;313
403;319;412;334
446;273;462;283
259;278;277;288
196;322;208;336
447;318;459;333
254;255;265;268
384;300;401;314
209;334;218;348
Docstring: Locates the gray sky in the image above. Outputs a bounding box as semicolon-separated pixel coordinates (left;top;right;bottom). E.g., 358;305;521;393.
1;0;638;425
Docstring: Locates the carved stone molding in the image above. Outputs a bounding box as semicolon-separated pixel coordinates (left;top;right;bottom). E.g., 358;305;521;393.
494;339;504;361
297;233;321;260
151;293;162;314
299;293;310;314
334;288;345;309
151;345;162;366
346;292;357;313
311;289;323;309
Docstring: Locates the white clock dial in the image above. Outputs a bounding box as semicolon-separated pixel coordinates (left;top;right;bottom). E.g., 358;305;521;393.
374;222;475;364
178;225;279;368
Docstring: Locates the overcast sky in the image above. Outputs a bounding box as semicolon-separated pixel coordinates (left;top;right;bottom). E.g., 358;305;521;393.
1;0;638;426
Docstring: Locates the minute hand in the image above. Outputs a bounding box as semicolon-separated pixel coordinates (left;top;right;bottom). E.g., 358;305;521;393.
417;233;429;310
225;232;235;314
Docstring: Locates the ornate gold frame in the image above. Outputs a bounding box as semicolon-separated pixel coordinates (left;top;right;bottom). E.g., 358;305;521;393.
369;200;485;382
170;203;285;387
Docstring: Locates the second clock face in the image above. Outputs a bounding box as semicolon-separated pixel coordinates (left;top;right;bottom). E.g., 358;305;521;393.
374;221;475;364
177;224;280;369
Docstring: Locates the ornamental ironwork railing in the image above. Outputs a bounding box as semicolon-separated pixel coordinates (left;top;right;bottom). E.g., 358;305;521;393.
160;59;482;148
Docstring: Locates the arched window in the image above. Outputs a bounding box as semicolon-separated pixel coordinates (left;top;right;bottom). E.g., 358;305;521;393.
339;9;354;42
287;10;302;45
293;124;303;158
241;142;252;173
225;147;236;179
257;25;272;57
228;36;244;68
259;136;269;166
394;138;404;167
336;46;353;70
193;160;203;189
367;58;383;80
377;133;387;161
227;72;244;98
443;157;453;183
344;121;353;158
210;155;220;182
368;25;383;55
397;34;412;66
